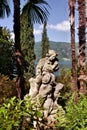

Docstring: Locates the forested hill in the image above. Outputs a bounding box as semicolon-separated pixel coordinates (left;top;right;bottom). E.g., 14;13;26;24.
34;41;71;62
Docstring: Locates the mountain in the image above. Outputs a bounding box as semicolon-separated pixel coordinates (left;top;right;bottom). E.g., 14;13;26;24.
34;41;87;74
34;41;71;61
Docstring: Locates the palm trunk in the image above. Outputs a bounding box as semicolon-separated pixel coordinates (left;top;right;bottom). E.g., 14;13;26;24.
13;0;24;99
69;0;77;93
78;0;86;95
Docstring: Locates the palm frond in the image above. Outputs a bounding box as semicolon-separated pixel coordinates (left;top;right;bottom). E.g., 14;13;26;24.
30;0;50;7
68;0;76;25
30;4;49;23
22;0;50;24
0;0;10;18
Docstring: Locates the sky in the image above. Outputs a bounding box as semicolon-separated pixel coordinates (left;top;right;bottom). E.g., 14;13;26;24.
0;0;78;43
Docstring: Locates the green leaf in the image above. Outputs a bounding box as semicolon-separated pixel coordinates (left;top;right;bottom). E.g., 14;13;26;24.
36;111;42;118
7;124;12;130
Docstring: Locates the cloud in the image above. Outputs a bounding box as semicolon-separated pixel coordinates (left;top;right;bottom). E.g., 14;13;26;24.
47;20;70;32
33;20;70;36
34;28;42;35
10;32;15;40
34;20;70;34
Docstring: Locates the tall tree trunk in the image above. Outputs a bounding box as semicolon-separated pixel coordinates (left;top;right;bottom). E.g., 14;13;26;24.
13;0;24;99
78;0;86;95
69;0;77;93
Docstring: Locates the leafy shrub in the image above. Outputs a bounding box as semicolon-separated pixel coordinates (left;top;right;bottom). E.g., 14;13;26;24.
56;68;72;108
0;27;15;78
54;105;65;130
0;97;23;130
55;95;87;130
0;96;45;130
0;74;17;104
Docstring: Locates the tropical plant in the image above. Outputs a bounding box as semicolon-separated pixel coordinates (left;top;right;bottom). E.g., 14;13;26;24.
0;0;10;18
68;0;77;95
22;0;50;25
13;0;25;99
41;21;49;58
78;0;86;94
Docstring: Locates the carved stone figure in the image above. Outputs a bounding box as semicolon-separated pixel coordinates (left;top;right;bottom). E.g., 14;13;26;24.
28;50;63;125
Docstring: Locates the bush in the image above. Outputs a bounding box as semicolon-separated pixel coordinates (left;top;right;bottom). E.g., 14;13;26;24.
55;95;87;130
0;74;17;104
0;96;45;130
56;68;72;108
0;97;23;130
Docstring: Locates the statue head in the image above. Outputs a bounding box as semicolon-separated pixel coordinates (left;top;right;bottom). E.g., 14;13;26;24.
43;50;59;72
46;50;58;61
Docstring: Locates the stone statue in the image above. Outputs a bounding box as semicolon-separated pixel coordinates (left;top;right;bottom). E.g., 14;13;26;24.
28;50;63;126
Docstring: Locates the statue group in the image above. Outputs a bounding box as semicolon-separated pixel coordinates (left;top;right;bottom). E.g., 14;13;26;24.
28;50;63;127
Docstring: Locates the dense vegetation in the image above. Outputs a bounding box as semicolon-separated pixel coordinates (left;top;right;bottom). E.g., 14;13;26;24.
0;0;87;129
20;12;35;79
1;68;87;130
55;95;87;130
0;27;15;78
1;28;87;129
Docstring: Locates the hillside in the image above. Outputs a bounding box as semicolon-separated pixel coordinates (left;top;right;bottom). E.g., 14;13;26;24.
34;41;86;72
34;41;71;62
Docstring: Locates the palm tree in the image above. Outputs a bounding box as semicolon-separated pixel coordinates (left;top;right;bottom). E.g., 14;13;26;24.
68;0;77;94
22;0;50;25
78;0;86;95
13;0;24;99
13;0;49;99
0;0;10;18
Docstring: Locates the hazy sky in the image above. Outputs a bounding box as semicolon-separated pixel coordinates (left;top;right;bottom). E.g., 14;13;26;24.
0;0;78;42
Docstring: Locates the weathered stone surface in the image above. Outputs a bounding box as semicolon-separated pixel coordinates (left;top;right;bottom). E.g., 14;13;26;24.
28;50;63;125
29;78;39;98
39;84;52;98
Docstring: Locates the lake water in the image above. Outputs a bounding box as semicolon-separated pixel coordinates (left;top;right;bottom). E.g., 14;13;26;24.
54;60;71;76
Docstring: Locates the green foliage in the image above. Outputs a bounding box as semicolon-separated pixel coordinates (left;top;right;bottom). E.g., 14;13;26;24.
0;27;15;78
52;105;65;130
0;96;44;130
0;97;23;130
20;13;35;80
0;74;17;104
56;68;72;105
41;21;49;58
22;0;49;24
55;95;87;130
